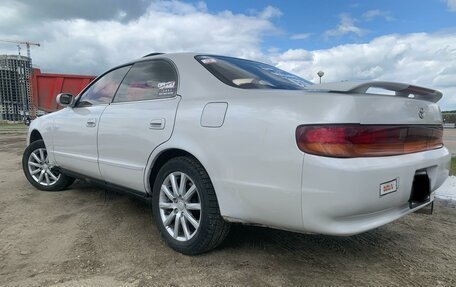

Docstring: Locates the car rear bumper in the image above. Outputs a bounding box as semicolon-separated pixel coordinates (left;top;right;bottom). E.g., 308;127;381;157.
301;147;450;235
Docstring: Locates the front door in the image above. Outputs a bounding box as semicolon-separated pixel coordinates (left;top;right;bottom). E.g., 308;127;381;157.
52;66;131;178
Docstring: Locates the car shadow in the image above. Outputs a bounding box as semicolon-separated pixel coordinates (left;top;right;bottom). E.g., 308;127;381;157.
66;179;412;263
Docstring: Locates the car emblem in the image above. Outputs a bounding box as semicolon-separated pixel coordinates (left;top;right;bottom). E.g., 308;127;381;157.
418;108;425;119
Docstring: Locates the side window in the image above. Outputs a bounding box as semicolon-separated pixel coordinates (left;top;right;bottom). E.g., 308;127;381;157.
77;66;131;107
113;60;177;103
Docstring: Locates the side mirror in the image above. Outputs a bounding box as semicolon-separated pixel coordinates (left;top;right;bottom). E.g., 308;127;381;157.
56;93;75;107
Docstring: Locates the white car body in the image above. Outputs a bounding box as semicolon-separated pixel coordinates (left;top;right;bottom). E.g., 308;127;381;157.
26;53;450;236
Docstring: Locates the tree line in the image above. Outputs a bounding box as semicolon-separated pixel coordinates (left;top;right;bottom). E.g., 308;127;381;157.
442;111;456;123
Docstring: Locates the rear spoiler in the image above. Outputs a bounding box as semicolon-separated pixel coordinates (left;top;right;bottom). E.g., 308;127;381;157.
305;81;443;103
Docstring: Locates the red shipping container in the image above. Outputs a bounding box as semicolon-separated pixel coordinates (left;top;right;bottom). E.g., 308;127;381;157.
31;68;96;113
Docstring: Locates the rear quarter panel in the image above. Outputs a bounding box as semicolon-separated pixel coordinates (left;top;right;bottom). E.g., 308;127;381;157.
155;92;306;230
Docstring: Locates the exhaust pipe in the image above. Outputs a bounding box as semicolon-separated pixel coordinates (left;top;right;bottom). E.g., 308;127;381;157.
414;201;434;215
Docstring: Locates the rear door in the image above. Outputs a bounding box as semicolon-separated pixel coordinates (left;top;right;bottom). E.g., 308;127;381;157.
97;59;180;192
52;66;130;178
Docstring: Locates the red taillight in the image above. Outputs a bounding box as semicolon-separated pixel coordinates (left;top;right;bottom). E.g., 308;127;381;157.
295;124;443;158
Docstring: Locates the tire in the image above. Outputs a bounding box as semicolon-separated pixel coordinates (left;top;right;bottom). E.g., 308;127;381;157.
152;156;230;255
22;139;75;191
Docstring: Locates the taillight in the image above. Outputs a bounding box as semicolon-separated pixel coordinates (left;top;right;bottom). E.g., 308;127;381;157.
295;124;443;158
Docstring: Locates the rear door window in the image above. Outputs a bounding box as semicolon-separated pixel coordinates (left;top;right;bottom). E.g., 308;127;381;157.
113;60;178;103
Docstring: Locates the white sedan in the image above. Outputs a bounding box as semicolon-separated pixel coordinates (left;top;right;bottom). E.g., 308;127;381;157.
22;53;450;254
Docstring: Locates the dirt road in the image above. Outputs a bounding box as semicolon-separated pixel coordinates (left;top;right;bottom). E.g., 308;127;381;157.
1;131;456;286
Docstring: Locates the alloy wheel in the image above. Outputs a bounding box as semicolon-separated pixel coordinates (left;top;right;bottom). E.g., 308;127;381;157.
27;148;61;186
158;172;201;241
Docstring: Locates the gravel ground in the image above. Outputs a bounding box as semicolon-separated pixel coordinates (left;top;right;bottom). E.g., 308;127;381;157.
1;130;456;286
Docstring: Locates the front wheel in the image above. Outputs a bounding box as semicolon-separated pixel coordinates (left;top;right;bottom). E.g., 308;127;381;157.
152;156;230;255
22;140;75;191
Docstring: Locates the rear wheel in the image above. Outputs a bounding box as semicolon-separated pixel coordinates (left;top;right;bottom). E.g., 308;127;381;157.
152;156;230;255
22;140;75;191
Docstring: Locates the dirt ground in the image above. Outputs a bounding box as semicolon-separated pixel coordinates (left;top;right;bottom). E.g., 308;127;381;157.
1;129;456;287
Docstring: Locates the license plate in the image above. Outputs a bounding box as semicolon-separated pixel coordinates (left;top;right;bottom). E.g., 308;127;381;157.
380;178;398;196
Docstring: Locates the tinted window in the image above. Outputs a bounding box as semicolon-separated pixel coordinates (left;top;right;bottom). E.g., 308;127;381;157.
195;55;312;90
77;66;130;107
113;60;177;103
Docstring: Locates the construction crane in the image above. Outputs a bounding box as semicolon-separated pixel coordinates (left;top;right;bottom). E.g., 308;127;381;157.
0;39;40;61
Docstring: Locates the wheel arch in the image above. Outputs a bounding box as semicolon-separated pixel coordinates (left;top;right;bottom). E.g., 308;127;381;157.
147;148;219;199
29;129;43;143
148;148;199;188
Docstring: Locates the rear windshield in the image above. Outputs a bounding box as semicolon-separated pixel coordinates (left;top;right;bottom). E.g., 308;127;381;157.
195;55;312;90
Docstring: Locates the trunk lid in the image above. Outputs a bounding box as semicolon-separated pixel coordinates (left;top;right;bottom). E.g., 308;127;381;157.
297;81;443;126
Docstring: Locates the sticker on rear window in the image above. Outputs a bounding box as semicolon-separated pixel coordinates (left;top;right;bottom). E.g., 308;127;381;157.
201;58;217;64
157;81;175;96
380;178;398;196
157;81;175;89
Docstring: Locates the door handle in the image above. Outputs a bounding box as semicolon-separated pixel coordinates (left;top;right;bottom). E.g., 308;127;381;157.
86;118;97;127
149;119;165;130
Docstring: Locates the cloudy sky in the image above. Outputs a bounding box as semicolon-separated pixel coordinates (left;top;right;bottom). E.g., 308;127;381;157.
1;0;455;109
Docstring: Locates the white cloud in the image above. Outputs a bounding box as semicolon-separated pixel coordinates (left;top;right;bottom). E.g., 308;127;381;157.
362;9;393;21
290;33;311;40
274;49;313;61
448;0;456;11
324;13;367;38
258;5;282;19
0;1;279;74
272;32;456;109
0;1;455;110
0;1;28;30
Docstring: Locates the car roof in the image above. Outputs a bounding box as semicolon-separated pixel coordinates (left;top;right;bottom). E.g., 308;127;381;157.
139;52;200;61
113;52;201;68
